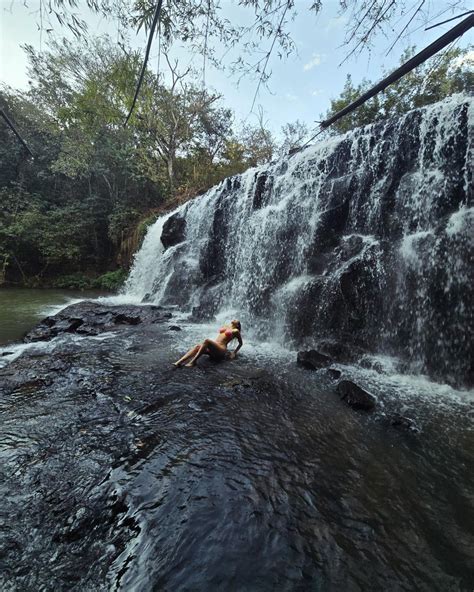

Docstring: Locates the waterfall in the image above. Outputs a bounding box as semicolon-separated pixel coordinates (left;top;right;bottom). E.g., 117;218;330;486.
123;94;473;386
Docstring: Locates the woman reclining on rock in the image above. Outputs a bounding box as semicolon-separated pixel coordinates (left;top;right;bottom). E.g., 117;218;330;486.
173;320;243;367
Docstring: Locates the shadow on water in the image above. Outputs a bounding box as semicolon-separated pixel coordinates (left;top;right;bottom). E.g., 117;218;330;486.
1;316;473;591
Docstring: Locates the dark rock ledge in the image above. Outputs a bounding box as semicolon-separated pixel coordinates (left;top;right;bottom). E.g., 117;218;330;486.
23;301;173;343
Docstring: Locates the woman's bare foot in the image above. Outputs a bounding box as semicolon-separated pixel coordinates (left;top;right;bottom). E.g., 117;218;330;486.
185;361;196;367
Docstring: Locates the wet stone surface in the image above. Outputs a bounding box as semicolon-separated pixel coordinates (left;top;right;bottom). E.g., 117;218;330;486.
1;303;473;591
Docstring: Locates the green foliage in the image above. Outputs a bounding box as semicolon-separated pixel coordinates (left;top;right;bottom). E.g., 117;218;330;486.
0;34;280;286
135;213;159;244
325;47;474;134
92;269;128;291
0;36;165;285
52;273;94;290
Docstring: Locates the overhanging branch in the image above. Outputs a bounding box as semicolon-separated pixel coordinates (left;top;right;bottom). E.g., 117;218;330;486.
0;109;34;158
320;13;474;130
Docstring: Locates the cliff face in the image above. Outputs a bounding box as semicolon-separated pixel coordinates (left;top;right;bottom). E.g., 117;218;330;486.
125;94;473;385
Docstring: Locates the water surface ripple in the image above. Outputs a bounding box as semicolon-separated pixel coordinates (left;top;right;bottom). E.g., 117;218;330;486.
1;321;473;591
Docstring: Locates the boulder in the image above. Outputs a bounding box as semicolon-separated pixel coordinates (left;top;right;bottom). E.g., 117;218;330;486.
359;357;385;373
297;350;332;370
161;213;186;249
337;380;376;410
326;368;342;380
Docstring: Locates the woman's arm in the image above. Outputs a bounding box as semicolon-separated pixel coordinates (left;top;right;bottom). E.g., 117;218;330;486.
231;331;243;357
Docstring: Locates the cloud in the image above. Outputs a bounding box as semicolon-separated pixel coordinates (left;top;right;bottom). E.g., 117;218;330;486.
285;93;298;102
311;89;324;97
303;53;325;71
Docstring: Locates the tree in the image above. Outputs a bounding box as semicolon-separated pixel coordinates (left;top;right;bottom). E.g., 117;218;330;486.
0;36;167;285
135;54;233;192
280;120;309;154
18;1;461;97
325;46;474;134
324;74;383;134
0;34;257;285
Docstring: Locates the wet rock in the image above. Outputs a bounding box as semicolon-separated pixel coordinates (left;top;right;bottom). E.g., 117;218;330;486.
297;350;332;370
221;378;252;389
168;325;182;332
359;357;385;373
199;197;229;283
0;315;469;591
48;360;71;373
316;339;361;363
391;414;420;433
141;293;152;303
153;312;172;322
326;368;342;380
161;213;186;249
190;286;220;320
337;380;376;411
253;172;270;209
2;351;14;356
338;234;366;260
19;377;51;390
114;313;141;325
188;402;203;412
23;301;173;343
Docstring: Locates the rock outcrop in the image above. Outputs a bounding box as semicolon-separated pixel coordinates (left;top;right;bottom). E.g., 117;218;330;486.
0;301;471;591
161;213;186;249
337;379;377;410
297;350;332;370
23;302;172;342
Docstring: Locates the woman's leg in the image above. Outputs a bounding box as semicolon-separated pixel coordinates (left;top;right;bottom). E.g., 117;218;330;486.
173;344;200;367
186;339;226;367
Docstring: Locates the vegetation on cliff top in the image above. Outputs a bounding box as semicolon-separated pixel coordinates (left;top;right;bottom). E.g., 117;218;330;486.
0;32;471;288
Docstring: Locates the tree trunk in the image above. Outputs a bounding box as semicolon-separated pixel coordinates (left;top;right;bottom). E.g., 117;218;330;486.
167;156;174;194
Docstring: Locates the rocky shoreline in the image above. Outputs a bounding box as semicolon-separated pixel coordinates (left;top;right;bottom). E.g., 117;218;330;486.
1;302;472;591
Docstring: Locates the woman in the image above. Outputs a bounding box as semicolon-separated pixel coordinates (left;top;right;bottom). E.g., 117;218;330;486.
173;319;243;368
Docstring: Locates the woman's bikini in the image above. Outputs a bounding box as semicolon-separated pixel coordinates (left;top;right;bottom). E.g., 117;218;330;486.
219;327;234;339
213;327;235;358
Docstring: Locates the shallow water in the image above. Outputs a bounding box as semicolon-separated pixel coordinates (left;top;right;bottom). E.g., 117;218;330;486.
1;311;473;591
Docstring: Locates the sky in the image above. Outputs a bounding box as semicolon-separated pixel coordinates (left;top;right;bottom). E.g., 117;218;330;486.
1;0;472;137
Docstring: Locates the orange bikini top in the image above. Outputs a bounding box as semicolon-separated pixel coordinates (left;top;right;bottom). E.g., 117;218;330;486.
219;327;234;338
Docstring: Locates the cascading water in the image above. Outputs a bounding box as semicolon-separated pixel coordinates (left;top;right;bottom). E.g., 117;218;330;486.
123;94;473;386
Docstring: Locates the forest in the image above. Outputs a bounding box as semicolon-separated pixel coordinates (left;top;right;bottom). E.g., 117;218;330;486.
0;29;472;289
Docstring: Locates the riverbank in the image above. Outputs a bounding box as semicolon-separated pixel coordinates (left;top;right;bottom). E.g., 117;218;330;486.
0;288;114;346
1;301;473;591
0;269;128;291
